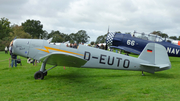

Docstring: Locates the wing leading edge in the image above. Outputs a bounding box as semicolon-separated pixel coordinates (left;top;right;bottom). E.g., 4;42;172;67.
39;52;87;67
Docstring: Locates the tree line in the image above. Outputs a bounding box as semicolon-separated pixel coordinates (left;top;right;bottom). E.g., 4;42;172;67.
1;17;180;51
0;17;90;51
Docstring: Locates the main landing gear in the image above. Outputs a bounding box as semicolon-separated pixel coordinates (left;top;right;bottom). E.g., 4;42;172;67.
142;71;145;76
34;60;57;80
34;71;47;80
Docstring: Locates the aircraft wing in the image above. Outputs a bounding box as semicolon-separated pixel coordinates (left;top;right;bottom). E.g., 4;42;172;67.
39;52;87;67
110;46;141;54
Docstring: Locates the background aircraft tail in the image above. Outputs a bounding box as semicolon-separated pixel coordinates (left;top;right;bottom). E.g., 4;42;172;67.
138;43;171;73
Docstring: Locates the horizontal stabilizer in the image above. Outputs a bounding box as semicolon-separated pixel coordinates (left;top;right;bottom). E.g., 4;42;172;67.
140;63;170;68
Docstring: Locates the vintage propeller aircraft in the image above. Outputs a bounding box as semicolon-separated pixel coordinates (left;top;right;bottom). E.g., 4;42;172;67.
12;39;171;79
106;32;180;57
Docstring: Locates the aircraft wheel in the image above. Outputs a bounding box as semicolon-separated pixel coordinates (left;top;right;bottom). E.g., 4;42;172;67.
43;71;47;76
34;71;44;80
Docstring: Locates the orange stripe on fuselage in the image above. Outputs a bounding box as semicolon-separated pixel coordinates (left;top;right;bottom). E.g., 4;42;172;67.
36;46;84;56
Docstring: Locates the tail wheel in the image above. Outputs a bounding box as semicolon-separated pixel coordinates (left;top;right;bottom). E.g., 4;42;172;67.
34;71;44;80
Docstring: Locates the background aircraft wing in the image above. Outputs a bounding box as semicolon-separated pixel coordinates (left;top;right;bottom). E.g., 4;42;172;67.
39;52;87;67
110;46;141;54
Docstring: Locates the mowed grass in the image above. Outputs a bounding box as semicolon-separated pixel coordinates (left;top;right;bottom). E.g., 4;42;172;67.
0;51;180;101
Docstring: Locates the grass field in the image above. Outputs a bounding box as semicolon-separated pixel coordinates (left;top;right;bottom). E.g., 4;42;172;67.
0;51;180;101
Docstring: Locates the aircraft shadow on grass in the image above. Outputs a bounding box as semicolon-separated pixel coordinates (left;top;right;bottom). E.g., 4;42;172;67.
46;69;174;81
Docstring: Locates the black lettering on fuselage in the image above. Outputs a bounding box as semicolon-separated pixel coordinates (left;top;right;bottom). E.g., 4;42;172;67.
116;57;122;67
123;59;130;68
92;56;98;59
84;51;91;61
99;54;106;64
84;51;130;68
108;56;114;65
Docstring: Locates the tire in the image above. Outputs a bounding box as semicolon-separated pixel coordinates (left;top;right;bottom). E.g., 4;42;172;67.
34;71;44;80
43;71;47;76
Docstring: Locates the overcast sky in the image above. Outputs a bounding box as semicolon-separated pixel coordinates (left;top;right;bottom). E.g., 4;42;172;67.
1;0;180;42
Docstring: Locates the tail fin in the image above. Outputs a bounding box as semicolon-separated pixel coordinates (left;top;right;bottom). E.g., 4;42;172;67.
138;43;171;73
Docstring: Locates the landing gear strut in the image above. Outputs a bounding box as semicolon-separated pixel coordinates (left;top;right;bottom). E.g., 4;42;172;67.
43;71;47;76
34;59;57;80
142;71;145;76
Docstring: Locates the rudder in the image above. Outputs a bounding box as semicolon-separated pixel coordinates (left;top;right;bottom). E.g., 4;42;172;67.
138;43;171;66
